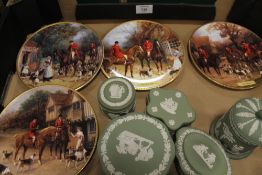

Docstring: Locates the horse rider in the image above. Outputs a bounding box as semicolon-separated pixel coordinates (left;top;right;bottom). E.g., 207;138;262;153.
88;42;98;61
71;126;84;151
242;42;252;59
198;47;208;63
55;114;63;139
111;41;128;64
68;40;80;61
143;38;153;58
29;118;38;145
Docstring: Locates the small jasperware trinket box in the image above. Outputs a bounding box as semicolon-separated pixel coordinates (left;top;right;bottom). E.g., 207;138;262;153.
97;77;136;119
210;97;262;159
146;88;195;132
175;127;231;175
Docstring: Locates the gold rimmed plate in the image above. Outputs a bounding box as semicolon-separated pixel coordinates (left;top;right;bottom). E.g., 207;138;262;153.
17;22;103;90
0;85;98;175
102;20;185;90
188;21;262;90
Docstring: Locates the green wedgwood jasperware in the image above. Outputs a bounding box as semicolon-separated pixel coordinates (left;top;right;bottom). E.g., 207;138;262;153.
176;127;231;175
146;88;195;132
98;113;175;175
97;77;136;119
210;98;262;159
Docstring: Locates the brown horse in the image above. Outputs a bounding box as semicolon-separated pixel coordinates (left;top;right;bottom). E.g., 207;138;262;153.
103;45;144;77
14;126;57;165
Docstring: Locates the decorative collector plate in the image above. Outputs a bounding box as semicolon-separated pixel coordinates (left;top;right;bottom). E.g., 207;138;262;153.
17;22;103;90
0;85;98;175
189;22;262;90
102;20;185;90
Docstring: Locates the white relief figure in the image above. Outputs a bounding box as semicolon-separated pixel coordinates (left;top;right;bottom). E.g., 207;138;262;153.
231;144;244;153
220;123;236;143
116;131;154;162
193;144;216;169
109;84;125;99
160;98;178;114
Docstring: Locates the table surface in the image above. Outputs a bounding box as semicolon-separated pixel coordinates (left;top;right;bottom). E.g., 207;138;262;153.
3;0;262;174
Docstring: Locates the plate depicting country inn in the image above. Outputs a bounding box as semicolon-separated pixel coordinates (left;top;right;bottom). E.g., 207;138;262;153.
17;22;103;90
102;20;185;90
0;85;98;175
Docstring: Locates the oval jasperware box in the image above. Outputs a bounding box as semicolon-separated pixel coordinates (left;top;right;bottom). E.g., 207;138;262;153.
98;112;175;175
97;77;136;119
175;127;231;175
146;88;196;133
210;97;262;159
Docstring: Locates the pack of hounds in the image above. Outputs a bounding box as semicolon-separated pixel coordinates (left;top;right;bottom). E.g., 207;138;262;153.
0;148;87;174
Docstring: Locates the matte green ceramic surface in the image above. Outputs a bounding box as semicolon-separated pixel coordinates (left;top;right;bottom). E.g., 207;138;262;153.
176;127;231;175
146;88;195;132
211;114;254;159
98;113;175;175
230;98;262;146
98;77;135;113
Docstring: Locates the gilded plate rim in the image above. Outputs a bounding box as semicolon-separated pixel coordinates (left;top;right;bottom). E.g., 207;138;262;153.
188;21;262;90
0;84;99;175
101;19;185;91
16;21;104;91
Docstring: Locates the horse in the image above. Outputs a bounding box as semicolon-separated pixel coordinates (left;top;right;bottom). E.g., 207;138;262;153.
50;124;70;160
57;50;70;76
151;40;165;72
14;127;57;165
103;45;144;78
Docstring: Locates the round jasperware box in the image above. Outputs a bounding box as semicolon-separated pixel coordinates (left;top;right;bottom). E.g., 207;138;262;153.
210;97;262;159
97;77;136;119
98;112;175;175
175;127;231;175
146;88;196;133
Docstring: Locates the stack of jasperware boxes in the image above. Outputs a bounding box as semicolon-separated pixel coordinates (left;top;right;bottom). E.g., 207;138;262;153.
75;0;216;20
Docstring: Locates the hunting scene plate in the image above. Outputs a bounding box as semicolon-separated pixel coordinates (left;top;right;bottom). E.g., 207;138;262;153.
0;85;98;175
17;22;103;90
189;22;262;90
102;20;185;90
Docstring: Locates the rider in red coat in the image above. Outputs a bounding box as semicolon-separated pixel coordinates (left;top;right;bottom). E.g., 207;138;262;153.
143;38;153;57
111;41;127;63
29;118;38;144
242;42;252;58
68;40;80;60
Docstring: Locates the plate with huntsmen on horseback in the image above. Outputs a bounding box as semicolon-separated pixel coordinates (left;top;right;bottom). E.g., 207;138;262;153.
0;85;98;175
102;20;185;90
189;21;262;90
16;22;103;90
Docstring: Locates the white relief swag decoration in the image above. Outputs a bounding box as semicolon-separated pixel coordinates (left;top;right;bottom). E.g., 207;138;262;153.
116;131;154;162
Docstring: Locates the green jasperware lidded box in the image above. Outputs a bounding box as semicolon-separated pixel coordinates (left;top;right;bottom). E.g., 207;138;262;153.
210;97;262;159
98;112;175;175
146;88;195;132
175;127;231;175
97;77;136;119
